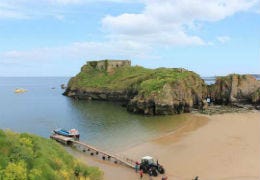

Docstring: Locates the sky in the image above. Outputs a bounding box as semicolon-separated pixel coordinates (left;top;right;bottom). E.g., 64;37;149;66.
0;0;259;77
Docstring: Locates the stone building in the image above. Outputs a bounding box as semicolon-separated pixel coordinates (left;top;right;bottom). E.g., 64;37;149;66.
87;60;131;72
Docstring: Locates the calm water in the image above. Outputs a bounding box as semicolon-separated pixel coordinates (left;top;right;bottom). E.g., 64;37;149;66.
203;75;260;85
0;77;188;152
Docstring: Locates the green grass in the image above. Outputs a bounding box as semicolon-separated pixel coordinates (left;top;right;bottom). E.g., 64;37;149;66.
0;129;102;180
139;68;193;95
68;64;203;97
68;65;153;91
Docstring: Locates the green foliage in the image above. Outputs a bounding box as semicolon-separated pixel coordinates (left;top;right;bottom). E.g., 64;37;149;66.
139;68;192;95
68;65;152;91
0;130;102;180
3;161;27;180
68;64;202;97
28;168;42;180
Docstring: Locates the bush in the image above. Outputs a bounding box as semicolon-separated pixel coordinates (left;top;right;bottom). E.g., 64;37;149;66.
0;130;102;180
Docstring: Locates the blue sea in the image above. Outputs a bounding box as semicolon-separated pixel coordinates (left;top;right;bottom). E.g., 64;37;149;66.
0;77;188;152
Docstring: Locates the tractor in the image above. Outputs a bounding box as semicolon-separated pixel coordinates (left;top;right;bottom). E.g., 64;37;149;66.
139;156;165;177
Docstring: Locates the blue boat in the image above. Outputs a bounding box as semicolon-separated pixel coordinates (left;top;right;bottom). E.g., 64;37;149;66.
53;128;80;139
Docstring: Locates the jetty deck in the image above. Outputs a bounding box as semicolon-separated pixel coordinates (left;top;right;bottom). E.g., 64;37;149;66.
50;134;74;145
50;134;136;169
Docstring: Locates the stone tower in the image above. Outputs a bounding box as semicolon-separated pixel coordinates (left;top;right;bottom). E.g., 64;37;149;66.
87;60;131;73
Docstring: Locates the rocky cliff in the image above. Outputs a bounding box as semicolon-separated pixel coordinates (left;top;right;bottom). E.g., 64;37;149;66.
64;60;207;115
208;74;260;105
127;68;207;115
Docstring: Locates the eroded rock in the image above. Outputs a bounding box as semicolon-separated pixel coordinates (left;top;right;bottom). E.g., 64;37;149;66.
209;74;260;105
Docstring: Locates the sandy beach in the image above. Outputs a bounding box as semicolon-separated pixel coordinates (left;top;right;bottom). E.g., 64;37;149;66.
72;111;260;180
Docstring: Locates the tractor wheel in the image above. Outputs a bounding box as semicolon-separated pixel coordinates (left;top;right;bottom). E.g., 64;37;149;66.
152;169;158;177
158;166;165;174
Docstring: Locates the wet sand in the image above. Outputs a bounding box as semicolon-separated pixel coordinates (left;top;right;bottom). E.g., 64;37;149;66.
70;111;260;180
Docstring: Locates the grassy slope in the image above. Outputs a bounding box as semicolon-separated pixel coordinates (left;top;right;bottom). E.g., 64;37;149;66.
0;130;102;180
68;65;152;91
68;64;202;97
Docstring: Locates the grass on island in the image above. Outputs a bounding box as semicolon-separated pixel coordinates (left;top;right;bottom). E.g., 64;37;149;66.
69;65;152;91
0;129;102;180
68;64;203;96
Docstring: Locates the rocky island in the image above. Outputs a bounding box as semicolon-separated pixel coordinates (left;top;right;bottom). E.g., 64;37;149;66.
64;60;260;115
209;74;260;107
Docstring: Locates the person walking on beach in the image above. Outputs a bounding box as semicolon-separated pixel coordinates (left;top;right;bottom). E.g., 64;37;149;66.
193;176;199;180
161;175;168;180
139;169;143;179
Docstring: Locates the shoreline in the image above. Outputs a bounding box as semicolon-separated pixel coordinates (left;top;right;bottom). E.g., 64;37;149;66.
69;111;260;180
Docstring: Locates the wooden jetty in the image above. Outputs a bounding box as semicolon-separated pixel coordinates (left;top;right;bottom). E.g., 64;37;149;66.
50;134;74;145
50;134;136;169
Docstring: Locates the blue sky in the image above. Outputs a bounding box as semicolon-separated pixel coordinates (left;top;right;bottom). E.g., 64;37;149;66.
0;0;259;76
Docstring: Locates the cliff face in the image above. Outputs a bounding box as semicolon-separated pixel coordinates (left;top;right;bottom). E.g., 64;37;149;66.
64;60;207;115
252;88;260;104
209;74;260;105
63;60;150;103
127;69;207;115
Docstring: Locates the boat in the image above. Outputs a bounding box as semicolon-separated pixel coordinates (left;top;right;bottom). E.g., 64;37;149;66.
53;128;80;139
14;88;28;93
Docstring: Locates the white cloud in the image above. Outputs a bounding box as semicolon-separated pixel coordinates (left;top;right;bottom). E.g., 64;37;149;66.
0;2;29;19
48;0;83;5
0;0;97;19
0;40;152;65
102;0;258;46
0;40;158;76
0;10;28;19
144;0;257;22
0;0;141;20
48;0;138;4
217;36;231;44
102;13;205;46
0;0;258;20
0;0;259;75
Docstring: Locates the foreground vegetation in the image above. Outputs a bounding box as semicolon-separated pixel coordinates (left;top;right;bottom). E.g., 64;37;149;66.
0;129;102;180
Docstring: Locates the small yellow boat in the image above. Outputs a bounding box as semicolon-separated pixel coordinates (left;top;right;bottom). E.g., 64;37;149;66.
14;88;28;93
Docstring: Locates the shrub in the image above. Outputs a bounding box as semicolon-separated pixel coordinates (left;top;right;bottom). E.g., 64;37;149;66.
0;130;102;180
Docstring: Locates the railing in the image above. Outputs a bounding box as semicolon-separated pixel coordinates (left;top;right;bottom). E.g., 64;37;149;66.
72;140;136;169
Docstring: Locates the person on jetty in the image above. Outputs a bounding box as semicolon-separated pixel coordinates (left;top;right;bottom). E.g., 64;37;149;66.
135;161;139;173
139;169;143;179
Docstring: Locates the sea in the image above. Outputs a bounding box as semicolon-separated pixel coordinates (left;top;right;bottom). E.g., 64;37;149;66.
203;75;260;85
1;76;259;152
0;77;189;152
